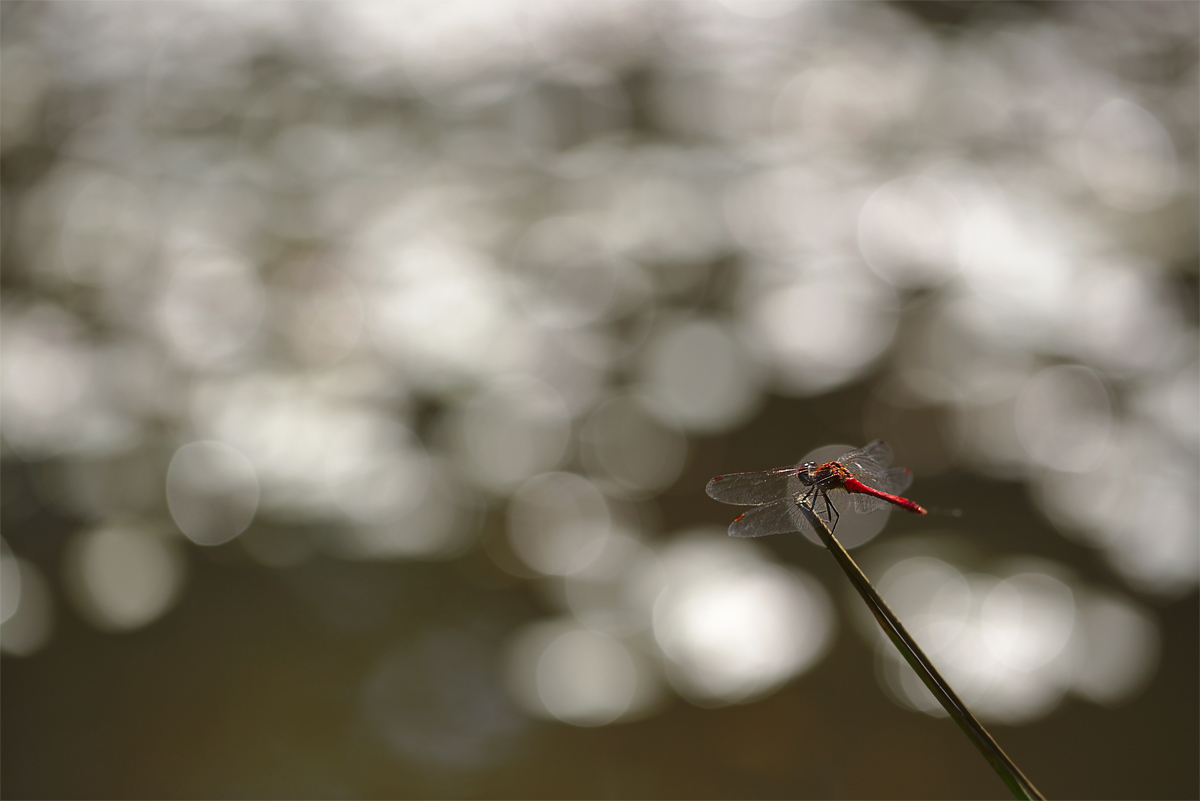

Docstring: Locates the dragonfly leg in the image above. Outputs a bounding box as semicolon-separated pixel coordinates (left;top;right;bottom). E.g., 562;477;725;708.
797;484;817;511
810;487;839;531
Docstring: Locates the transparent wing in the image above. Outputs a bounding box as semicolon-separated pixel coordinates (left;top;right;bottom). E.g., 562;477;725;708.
706;466;804;506
849;493;883;514
838;440;893;473
727;498;815;538
858;440;894;467
839;441;906;484
880;466;913;494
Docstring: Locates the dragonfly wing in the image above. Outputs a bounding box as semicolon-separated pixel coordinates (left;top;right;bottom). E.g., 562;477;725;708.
849;493;889;514
706;467;804;506
840;441;911;494
839;440;893;472
727;498;813;538
858;440;894;467
879;466;913;495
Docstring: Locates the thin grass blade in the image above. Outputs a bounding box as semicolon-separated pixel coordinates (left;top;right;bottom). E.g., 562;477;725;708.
797;503;1045;801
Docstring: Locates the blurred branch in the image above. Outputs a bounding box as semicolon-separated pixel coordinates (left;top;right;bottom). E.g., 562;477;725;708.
799;505;1046;801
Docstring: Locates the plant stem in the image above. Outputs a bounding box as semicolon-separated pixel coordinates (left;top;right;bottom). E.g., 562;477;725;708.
799;505;1046;801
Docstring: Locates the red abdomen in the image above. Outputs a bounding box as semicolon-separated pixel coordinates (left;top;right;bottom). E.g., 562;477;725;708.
842;477;928;515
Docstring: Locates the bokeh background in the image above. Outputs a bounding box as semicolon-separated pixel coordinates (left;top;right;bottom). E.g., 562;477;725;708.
2;1;1197;798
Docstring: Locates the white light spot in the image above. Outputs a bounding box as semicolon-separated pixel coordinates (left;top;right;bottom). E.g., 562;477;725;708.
1037;430;1198;598
716;0;805;18
875;556;971;653
653;532;834;705
581;395;687;497
1168;361;1199;450
740;262;898;397
1070;589;1159;706
957;200;1074;322
867;550;1154;725
953;392;1033;480
524;326;614;417
980;573;1075;673
608;153;730;264
779;49;928;150
0;540;21;624
724;166;855;257
504;618;664;727
328;457;479;562
359;236;524;388
166;441;260;546
537;629;638;726
858;176;964;288
363;630;526;768
0;559;53;657
1015;365;1112;472
190;376;424;524
1035;453;1125;544
639;317;764;434
63;522;186;632
511;78;630;176
454;377;571;494
1060;263;1183;376
522;2;652;71
508;472;612;576
325;418;430;525
271;123;355;188
0;304;92;458
57;172;157;287
155;247;265;368
564;533;666;637
510;216;618;329
400;2;524;110
1104;457;1199;599
275;263;364;367
1079;99;1177;212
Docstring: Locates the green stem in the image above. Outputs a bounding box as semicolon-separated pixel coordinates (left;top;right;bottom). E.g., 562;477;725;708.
800;505;1046;800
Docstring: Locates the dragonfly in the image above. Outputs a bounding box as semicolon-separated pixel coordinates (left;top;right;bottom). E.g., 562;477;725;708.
706;440;927;538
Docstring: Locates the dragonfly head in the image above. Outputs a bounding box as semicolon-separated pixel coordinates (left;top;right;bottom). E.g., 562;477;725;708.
795;462;819;485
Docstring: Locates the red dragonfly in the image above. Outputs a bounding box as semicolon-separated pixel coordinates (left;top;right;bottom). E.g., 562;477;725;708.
706;440;927;538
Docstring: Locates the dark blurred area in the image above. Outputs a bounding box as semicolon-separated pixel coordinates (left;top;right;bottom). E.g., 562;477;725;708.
2;1;1197;798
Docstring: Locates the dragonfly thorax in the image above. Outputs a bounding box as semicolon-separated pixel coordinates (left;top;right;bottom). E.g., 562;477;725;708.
797;461;848;486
